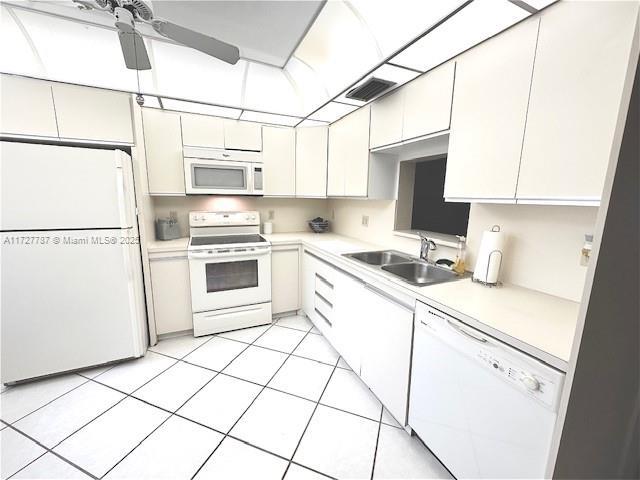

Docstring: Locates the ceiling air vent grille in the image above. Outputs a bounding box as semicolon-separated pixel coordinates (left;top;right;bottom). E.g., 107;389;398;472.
346;77;396;102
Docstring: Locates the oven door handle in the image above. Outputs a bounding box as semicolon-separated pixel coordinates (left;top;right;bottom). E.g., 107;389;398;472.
188;248;271;260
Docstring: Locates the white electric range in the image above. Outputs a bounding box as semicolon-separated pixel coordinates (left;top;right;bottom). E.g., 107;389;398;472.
187;211;272;336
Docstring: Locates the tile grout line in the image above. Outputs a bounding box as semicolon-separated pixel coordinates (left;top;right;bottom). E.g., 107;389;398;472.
99;324;276;479
369;405;385;480
281;354;343;480
190;326;316;480
2;376;92;427
3;422;99;480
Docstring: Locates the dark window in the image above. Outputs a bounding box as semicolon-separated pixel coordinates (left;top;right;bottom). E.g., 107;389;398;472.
411;157;470;236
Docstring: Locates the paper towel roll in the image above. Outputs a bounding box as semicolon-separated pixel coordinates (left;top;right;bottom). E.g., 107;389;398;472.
473;225;505;284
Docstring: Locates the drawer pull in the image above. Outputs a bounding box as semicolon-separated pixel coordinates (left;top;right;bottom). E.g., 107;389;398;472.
315;308;332;327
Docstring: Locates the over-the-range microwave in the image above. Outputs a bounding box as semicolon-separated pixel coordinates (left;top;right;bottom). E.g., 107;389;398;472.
183;146;263;195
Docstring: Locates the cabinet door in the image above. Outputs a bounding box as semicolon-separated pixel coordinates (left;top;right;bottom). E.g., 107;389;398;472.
150;255;193;335
369;88;404;148
295;126;328;198
224;119;262;151
343;105;371;197
271;246;299;314
517;1;639;203
360;285;414;425
181;113;224;148
301;250;317;320
0;75;58;138
402;61;455;140
51;84;133;143
327;121;346;197
142;108;185;195
328;106;371;197
262;126;296;196
331;271;365;374
444;18;539;201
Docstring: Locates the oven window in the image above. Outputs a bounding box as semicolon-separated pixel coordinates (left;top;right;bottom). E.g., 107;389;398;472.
205;260;258;293
193;166;246;189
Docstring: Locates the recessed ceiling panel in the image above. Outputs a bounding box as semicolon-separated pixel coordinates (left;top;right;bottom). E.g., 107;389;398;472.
308;101;358;123
162;98;241;118
391;0;528;72
150;1;325;67
240;111;301;127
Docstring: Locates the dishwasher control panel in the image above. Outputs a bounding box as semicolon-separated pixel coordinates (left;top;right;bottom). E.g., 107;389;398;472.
477;350;558;408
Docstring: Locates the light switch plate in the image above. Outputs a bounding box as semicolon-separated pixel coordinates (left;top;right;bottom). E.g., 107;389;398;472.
268;210;275;220
362;215;369;227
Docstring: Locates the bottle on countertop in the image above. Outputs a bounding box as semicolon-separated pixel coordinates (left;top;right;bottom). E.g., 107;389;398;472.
453;235;467;274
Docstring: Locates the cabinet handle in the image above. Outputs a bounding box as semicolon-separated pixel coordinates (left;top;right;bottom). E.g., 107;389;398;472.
364;284;414;312
315;273;334;289
427;309;445;320
315;292;333;308
315;308;332;327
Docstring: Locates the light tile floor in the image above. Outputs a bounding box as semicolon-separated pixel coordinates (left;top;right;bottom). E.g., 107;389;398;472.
0;314;452;480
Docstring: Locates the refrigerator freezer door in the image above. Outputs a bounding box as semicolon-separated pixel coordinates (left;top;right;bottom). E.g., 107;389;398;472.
0;142;133;231
1;229;146;383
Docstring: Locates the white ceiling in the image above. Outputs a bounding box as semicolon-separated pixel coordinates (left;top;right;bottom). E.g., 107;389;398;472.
150;1;325;67
0;0;549;124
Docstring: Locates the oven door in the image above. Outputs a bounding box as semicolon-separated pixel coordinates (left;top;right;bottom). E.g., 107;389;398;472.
184;158;253;195
188;246;271;312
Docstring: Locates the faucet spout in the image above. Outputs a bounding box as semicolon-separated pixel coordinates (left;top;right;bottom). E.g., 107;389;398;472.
418;233;437;264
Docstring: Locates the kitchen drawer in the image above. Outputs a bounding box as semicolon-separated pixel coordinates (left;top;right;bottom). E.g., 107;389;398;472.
193;303;271;337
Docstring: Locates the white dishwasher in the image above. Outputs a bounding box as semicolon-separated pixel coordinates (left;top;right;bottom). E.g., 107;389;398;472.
409;302;565;479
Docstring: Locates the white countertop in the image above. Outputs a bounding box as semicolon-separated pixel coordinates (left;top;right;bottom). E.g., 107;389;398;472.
147;231;579;370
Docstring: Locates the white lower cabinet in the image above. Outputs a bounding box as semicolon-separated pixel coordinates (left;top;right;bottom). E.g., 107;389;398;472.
359;284;415;425
271;246;300;315
149;252;193;336
301;249;414;424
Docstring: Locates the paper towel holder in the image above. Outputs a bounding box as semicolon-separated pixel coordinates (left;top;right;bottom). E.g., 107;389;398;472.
472;225;503;287
472;250;503;287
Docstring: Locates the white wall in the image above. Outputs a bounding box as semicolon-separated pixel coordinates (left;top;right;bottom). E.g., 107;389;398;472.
152;196;329;237
329;198;597;302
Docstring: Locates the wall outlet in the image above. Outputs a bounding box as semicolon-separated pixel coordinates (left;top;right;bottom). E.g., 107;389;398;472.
362;215;369;227
268;210;275;220
331;209;335;220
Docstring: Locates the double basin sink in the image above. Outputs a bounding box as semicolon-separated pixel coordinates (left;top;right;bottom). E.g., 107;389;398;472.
343;250;460;286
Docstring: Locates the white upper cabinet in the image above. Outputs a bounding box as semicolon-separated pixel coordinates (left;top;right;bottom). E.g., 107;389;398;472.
223;119;262;151
328;105;371;197
142;108;185;195
517;1;640;203
51;83;133;143
444;18;539;201
0;75;58;138
369;88;404;149
295;126;328;198
402;61;455;141
262;126;296;197
180;113;224;148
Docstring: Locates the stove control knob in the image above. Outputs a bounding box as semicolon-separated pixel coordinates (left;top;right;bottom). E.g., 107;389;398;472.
521;375;540;391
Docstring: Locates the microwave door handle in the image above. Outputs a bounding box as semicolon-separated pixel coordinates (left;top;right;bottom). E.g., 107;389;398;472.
247;164;254;194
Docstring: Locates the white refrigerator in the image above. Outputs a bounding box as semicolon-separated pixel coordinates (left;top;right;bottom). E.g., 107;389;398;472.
1;141;147;384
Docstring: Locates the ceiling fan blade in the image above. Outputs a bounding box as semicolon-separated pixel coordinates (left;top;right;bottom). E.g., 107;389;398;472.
118;30;152;70
151;19;240;65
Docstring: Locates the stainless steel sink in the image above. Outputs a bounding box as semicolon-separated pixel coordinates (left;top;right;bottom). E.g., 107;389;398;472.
344;249;462;287
381;262;458;286
346;250;410;266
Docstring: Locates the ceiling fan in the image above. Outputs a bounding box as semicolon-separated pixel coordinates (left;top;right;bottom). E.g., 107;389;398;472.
72;0;240;70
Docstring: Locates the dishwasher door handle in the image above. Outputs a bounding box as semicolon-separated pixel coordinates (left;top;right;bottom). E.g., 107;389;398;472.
446;319;488;344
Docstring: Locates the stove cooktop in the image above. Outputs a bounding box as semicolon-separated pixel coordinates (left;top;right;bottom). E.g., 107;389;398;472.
190;234;268;247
